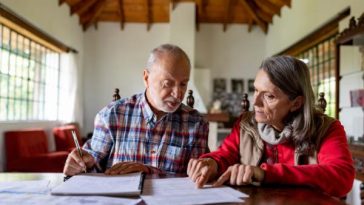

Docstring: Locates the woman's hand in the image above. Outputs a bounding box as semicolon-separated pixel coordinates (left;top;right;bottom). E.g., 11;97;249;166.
187;158;218;188
213;164;265;186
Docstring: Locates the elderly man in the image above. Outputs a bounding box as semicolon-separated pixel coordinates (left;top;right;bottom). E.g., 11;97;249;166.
63;44;209;176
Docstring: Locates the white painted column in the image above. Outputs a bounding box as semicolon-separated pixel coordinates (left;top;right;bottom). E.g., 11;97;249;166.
169;3;207;112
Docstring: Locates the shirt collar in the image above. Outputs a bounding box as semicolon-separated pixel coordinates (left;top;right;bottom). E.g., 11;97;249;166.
141;91;157;124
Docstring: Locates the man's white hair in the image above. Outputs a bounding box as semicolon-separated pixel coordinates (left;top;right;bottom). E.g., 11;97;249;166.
146;44;191;71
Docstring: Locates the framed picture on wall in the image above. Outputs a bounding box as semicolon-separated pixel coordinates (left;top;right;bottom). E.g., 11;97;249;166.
231;79;244;93
248;79;255;93
350;89;364;107
213;78;226;93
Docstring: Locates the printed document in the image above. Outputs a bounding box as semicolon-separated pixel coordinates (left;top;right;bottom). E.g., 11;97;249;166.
51;172;143;196
141;177;248;205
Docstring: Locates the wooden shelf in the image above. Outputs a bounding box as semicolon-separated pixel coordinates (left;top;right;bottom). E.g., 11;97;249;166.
356;172;364;182
203;113;229;122
336;15;364;45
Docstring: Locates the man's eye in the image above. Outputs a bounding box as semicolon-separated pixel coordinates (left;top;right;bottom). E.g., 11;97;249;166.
163;81;173;88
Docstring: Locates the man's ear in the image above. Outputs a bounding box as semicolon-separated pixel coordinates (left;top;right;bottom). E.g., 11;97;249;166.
290;96;304;112
143;69;149;87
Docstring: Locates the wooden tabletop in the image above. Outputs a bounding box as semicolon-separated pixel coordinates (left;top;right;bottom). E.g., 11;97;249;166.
0;173;346;205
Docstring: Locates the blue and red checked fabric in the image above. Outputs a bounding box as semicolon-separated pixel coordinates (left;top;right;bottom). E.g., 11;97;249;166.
83;92;209;173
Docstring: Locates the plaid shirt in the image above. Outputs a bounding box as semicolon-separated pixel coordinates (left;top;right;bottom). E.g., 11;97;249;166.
83;92;209;173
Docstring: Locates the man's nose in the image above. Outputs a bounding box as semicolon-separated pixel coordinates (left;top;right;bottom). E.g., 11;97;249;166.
172;86;183;100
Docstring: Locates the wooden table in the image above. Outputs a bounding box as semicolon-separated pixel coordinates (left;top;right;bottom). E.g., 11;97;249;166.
0;173;346;205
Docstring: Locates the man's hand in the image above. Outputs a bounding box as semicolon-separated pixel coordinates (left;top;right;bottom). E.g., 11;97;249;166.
105;162;151;175
213;164;265;187
187;158;218;188
63;149;95;176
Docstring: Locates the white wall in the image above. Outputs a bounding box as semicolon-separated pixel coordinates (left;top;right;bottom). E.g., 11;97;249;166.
266;0;364;56
0;0;83;172
195;24;266;106
82;20;267;134
83;23;170;133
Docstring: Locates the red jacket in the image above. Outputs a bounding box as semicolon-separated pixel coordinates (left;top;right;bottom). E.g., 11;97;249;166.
201;119;355;197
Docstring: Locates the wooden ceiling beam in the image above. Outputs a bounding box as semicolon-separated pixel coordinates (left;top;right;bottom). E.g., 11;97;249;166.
118;0;125;30
256;9;273;23
146;0;152;31
82;0;107;31
248;18;253;32
196;0;207;15
255;0;281;16
268;0;290;8
195;4;200;32
240;0;267;33
285;0;291;8
59;0;66;6
71;0;97;16
195;0;207;32
171;0;177;10
223;0;235;32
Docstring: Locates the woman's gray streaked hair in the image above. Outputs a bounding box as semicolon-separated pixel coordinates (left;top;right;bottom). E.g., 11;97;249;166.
259;55;321;153
146;44;191;71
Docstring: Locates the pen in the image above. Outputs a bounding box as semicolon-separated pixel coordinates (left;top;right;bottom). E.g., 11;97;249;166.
71;130;86;173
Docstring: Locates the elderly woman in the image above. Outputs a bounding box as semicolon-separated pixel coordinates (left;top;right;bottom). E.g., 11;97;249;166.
188;56;354;197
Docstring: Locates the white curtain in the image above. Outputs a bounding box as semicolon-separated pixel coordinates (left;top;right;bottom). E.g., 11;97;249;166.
59;53;83;128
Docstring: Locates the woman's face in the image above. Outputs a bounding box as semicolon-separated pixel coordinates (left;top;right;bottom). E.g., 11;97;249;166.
253;70;302;131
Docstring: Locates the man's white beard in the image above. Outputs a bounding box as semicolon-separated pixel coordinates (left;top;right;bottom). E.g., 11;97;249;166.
148;89;181;113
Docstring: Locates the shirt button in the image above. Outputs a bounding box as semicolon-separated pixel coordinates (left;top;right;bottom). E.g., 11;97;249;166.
267;157;274;165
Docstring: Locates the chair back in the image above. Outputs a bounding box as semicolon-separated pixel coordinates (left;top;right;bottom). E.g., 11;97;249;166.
5;129;49;159
53;125;82;152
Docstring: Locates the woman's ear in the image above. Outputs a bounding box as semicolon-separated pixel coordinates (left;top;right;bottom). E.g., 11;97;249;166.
290;96;304;112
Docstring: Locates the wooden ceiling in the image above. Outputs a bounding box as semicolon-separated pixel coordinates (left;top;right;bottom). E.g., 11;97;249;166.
59;0;291;33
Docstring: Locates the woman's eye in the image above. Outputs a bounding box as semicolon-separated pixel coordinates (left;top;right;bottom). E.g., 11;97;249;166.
263;94;275;101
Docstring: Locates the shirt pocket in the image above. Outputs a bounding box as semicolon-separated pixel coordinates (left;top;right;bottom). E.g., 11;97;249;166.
162;145;189;173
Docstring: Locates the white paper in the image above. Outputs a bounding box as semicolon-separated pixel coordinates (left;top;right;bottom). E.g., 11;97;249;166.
0;193;141;205
51;172;143;196
0;180;51;194
141;177;248;205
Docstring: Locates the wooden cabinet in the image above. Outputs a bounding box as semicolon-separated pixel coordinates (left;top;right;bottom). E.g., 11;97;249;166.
350;143;364;181
336;13;364;181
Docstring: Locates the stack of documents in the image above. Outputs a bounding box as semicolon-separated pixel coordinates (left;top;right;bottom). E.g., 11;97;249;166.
0;176;141;205
141;177;248;205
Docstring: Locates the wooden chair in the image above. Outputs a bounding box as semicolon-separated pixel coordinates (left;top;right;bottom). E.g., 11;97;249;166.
317;92;327;112
113;88;121;101
112;88;195;107
240;92;327;113
53;124;83;152
186;90;194;108
241;93;250;113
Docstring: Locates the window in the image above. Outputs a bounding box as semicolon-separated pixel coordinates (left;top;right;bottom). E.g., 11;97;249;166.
276;8;350;119
297;37;337;117
0;23;60;121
